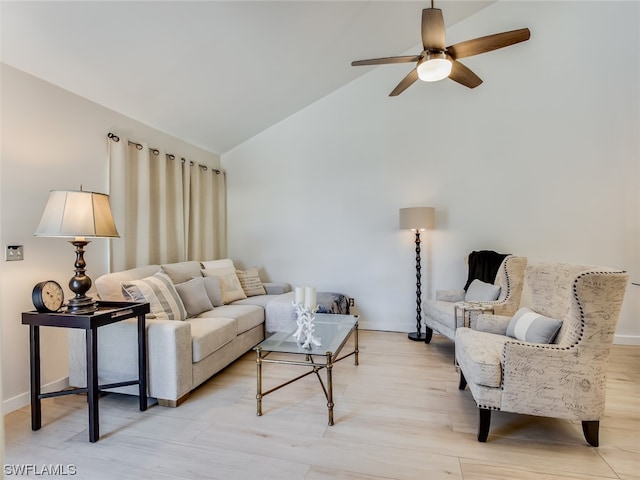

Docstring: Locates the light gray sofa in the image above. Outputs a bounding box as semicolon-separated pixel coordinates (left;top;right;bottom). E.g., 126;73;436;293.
68;260;291;406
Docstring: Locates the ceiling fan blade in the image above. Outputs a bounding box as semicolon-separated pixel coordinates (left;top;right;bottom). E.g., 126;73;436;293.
351;55;421;67
447;28;530;60
389;68;419;97
448;61;482;89
422;8;446;51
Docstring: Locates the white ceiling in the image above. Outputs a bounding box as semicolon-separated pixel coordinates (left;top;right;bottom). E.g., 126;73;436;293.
1;1;492;154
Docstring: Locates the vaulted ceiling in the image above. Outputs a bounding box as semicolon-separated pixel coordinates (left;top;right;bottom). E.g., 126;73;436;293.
1;1;492;154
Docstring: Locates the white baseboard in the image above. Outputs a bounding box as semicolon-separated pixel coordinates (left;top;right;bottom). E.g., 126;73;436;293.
613;334;640;346
2;377;69;415
359;319;414;333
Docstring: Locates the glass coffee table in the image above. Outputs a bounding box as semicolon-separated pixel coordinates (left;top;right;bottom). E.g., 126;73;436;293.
254;313;359;426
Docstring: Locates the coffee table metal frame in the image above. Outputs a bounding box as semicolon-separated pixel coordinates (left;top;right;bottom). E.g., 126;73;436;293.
255;313;359;426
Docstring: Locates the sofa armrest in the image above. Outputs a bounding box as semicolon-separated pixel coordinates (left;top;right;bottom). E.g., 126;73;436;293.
263;282;292;295
473;314;512;334
68;317;193;402
436;289;465;302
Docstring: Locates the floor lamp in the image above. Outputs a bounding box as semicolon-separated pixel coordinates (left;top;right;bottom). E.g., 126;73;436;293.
399;207;435;341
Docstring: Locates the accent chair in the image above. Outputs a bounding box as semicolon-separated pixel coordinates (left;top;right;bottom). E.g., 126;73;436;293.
423;254;527;343
455;263;629;446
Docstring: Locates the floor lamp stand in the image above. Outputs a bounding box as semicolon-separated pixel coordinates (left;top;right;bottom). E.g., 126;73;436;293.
408;230;426;341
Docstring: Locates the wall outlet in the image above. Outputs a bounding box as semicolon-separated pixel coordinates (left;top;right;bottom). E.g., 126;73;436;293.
5;245;24;261
349;298;355;307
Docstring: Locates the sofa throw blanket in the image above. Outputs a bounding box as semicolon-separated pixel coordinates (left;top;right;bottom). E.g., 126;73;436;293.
464;250;510;291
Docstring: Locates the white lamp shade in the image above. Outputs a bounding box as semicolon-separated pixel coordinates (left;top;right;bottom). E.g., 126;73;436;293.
399;207;435;231
35;190;120;238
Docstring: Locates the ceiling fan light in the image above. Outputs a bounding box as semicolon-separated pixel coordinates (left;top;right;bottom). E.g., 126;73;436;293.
417;53;452;82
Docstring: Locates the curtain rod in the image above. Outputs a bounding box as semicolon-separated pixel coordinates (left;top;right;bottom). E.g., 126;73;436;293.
107;132;221;174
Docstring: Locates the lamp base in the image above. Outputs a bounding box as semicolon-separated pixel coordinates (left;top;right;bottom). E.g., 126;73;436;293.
66;239;97;315
67;296;98;315
408;331;428;342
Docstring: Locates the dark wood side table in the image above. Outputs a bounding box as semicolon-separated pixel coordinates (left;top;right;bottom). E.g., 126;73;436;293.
22;301;150;442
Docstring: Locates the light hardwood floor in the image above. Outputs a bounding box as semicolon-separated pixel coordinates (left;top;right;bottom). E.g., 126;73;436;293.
4;331;640;480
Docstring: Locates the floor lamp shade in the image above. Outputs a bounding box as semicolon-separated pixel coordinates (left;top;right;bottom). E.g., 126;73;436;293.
399;206;435;342
399;207;435;231
34;189;119;314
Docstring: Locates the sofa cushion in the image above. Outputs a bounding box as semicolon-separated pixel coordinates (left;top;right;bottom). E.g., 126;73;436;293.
175;277;214;318
506;307;562;344
200;304;264;334
203;276;224;307
95;265;161;301
455;328;508;388
465;279;501;302
232;294;281;310
121;272;187;321
263;282;292;295
201;258;234;269
202;266;247;304
186;316;237;362
236;268;267;296
161;261;203;285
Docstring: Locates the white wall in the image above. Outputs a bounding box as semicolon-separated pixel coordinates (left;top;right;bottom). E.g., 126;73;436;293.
223;2;639;341
0;64;221;413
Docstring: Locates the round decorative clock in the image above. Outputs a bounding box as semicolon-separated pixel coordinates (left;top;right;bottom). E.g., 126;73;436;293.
32;280;64;313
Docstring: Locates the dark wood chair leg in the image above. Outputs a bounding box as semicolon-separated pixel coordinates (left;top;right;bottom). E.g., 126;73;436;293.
458;371;467;390
478;408;491;442
582;421;599;447
423;327;433;344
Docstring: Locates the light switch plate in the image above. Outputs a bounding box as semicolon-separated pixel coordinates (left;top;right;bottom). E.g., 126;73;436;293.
6;245;24;261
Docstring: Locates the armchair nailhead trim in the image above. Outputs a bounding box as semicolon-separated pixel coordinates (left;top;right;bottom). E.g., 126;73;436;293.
573;269;626;344
480;255;514;307
503;256;514;298
499;269;627;390
574;272;587;344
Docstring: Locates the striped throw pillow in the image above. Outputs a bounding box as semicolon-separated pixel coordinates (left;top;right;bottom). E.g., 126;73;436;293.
506;307;562;344
122;272;187;321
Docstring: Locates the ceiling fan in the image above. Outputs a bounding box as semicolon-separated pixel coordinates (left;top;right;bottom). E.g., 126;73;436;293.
351;1;530;96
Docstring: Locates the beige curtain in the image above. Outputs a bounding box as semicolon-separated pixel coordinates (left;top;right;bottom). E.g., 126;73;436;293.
187;162;226;261
108;135;226;271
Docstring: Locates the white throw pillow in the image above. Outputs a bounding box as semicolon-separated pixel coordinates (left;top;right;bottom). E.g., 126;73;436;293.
121;272;187;321
236;268;266;297
465;279;501;302
201;266;247;304
506;307;563;344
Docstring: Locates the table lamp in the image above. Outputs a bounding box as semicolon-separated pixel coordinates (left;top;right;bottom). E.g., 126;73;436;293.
399;207;435;341
34;188;120;314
